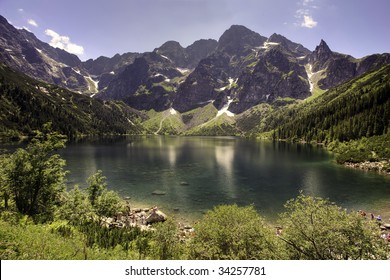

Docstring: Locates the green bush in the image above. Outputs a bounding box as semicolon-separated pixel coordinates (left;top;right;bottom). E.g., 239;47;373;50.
279;194;389;260
189;204;283;260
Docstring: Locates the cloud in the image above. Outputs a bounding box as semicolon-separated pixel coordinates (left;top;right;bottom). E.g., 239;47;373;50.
27;19;38;27
302;0;314;5
301;15;318;28
45;29;84;55
295;0;319;28
18;8;24;13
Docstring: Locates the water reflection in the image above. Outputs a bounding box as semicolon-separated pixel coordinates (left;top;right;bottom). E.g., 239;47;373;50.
60;136;390;222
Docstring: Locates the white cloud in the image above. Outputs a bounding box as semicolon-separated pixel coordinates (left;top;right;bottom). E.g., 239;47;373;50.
301;15;318;28
18;8;24;13
303;0;314;5
295;0;319;28
45;29;84;55
27;19;38;27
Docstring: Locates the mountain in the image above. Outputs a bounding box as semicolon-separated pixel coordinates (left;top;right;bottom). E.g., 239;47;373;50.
82;52;141;90
308;39;390;89
96;39;218;111
1;14;389;139
0;63;146;139
0;15;95;94
154;39;217;69
253;64;390;140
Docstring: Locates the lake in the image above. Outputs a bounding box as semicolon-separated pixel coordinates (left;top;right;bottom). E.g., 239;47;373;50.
60;136;390;223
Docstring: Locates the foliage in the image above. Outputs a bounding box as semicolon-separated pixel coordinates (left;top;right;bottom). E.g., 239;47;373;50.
150;218;183;260
328;133;390;165
94;190;123;217
189;204;282;260
0;219;141;260
86;170;107;207
78;220;148;250
57;185;95;225
85;170;123;217
279;194;389;260
0;124;67;222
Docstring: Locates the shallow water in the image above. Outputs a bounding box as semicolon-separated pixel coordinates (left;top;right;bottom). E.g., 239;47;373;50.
59;135;390;223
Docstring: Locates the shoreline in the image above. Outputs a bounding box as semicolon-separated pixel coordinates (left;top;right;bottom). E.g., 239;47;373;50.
343;160;390;176
124;197;199;226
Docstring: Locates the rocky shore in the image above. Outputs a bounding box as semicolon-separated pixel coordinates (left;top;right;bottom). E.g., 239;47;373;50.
100;205;195;240
344;160;390;175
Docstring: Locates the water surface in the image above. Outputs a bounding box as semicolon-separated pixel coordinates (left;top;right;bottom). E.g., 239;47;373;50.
60;136;390;223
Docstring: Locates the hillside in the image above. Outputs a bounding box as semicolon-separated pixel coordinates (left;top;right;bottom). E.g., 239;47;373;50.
0;63;146;139
253;64;390;142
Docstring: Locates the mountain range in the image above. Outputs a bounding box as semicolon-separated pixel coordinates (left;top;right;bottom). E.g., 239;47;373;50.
0;14;389;139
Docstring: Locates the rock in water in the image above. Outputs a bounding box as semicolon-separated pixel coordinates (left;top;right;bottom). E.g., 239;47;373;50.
152;190;166;195
146;210;167;224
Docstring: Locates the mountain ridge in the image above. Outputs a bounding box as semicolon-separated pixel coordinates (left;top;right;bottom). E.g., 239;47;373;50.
0;14;389;138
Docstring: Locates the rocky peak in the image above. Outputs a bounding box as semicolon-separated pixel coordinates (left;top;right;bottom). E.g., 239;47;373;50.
156;40;184;52
0;15;88;92
185;39;218;69
82;52;140;76
154;40;186;66
310;39;333;66
317;39;332;54
217;25;267;55
268;33;311;57
0;15;8;24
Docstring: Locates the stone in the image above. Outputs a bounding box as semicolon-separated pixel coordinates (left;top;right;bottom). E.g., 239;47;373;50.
145;210;167;224
152;190;166;195
383;223;390;229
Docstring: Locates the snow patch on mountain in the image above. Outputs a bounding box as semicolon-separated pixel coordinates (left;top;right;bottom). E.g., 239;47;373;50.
85;76;99;93
217;97;235;117
260;41;280;50
170;108;177;115
177;67;190;74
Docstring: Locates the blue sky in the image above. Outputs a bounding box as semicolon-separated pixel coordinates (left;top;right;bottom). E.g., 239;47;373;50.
0;0;389;61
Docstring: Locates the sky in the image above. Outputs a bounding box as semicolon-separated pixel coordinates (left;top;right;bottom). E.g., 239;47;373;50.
0;0;389;61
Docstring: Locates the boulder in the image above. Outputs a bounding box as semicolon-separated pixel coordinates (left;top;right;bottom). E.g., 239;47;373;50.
145;210;167;224
383;223;390;229
152;190;166;195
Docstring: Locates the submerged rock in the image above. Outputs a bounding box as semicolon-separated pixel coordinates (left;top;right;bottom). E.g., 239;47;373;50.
152;190;167;195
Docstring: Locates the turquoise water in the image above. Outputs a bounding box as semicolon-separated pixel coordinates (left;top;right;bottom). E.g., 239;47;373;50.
59;136;390;223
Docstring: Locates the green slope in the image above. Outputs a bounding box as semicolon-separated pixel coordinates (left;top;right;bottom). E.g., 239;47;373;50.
255;64;390;143
0;63;147;139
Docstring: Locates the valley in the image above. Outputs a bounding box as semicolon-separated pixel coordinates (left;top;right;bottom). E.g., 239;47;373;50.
0;8;389;262
0;14;389;171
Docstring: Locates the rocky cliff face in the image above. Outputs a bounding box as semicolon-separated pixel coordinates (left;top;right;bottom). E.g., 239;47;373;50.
0;15;92;93
308;39;390;90
153;39;218;70
230;45;310;113
173;26;312;113
98;52;184;111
